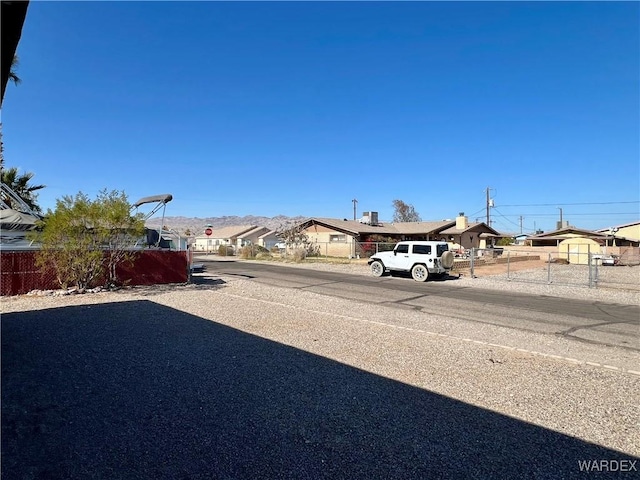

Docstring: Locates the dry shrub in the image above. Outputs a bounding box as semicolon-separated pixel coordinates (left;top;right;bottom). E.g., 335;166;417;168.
292;248;307;262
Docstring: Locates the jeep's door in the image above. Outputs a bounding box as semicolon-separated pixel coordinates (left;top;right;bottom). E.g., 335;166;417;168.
386;243;412;271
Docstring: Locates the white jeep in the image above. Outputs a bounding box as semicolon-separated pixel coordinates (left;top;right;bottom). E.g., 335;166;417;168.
367;241;455;282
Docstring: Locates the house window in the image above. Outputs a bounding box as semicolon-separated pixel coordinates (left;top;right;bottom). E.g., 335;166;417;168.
330;234;347;243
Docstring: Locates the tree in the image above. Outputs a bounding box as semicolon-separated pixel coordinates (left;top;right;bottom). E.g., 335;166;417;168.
0;124;45;212
9;55;21;86
1;166;45;212
35;190;145;291
392;199;421;223
276;221;319;260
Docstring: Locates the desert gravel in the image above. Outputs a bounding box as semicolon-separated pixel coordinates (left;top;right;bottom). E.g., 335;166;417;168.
2;259;639;478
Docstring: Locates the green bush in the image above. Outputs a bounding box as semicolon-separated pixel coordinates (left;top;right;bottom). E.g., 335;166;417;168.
35;190;145;291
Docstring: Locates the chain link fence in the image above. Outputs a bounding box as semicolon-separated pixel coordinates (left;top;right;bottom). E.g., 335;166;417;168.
469;248;639;289
206;241;638;291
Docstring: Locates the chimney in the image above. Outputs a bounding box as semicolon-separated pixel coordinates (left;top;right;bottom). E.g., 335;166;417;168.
456;212;468;230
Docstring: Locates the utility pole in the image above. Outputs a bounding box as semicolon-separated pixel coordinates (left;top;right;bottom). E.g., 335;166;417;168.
519;216;523;234
352;198;358;221
485;187;491;226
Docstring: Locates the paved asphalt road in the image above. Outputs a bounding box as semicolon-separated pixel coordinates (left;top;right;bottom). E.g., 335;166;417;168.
199;259;639;352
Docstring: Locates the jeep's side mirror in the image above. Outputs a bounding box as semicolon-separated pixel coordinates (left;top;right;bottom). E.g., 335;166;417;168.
393;250;397;256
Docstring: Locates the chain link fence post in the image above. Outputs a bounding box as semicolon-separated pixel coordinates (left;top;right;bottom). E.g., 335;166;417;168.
506;250;511;280
470;248;475;278
588;246;593;288
547;253;552;284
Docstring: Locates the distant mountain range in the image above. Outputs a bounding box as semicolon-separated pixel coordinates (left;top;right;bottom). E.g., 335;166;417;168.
145;215;307;236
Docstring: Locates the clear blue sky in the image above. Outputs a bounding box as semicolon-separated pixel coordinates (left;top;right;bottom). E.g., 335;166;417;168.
3;1;639;233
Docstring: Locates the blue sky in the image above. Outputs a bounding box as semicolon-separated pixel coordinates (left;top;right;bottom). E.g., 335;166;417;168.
2;1;638;233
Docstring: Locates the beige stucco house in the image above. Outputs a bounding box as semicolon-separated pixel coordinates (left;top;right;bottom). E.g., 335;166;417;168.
595;221;640;245
295;213;500;257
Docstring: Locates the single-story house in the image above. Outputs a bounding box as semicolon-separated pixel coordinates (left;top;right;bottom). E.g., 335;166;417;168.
435;216;502;250
258;230;281;250
294;213;500;257
526;226;638;248
513;234;531;245
193;225;269;252
525;225;640;264
595;221;640;245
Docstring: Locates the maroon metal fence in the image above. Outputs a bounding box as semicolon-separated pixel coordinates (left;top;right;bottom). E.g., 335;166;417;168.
1;250;189;296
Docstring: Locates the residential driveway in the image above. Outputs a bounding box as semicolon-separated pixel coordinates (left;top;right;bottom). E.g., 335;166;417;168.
2;290;639;479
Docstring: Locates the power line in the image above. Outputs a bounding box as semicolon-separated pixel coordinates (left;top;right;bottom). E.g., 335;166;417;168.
468;207;486;218
492;209;536;232
497;201;639;207
492;208;526;228
493;212;637;217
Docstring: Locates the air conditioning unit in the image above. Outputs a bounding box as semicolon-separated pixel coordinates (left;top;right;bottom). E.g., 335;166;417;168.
360;211;378;226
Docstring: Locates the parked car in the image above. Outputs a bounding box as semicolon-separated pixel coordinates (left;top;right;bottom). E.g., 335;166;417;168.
368;241;455;282
592;254;619;266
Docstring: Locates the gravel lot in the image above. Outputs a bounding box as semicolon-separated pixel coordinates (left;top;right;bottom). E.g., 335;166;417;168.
2;258;639;478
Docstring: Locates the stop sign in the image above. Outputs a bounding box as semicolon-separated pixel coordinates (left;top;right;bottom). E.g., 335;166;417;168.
205;228;212;236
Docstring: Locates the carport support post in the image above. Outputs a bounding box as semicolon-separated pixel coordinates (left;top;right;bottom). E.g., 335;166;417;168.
547;253;552;284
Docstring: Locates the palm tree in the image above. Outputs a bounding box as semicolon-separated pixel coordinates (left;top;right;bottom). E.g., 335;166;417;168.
9;55;21;86
0;123;45;213
1;167;45;213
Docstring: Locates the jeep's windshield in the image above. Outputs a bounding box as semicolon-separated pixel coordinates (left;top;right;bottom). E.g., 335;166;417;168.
436;244;449;257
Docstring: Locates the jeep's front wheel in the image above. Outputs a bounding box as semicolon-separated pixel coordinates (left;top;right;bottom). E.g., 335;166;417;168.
370;260;385;277
411;264;429;282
